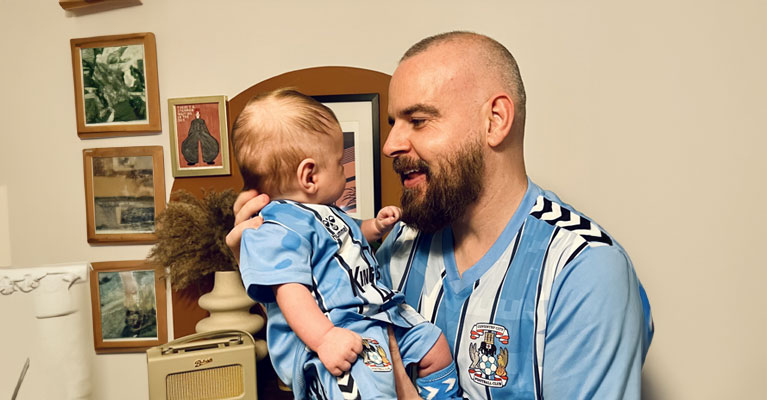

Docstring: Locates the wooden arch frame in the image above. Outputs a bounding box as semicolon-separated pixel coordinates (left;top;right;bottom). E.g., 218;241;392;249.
170;66;399;209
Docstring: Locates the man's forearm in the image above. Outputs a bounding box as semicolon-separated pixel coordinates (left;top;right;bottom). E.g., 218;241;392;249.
388;326;421;399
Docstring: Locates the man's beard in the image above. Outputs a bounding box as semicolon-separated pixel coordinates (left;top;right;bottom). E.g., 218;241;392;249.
393;138;484;233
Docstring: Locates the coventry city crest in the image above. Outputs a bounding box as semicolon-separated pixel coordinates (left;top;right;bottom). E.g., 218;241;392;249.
468;323;509;387
361;338;392;372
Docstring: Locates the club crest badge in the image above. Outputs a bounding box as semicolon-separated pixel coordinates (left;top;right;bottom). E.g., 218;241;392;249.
467;323;509;387
361;338;391;372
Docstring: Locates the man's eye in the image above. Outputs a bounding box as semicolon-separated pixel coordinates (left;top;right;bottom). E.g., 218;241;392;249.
411;118;426;128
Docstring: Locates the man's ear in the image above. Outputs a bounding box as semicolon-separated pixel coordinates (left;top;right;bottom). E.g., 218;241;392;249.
297;158;319;194
486;93;515;148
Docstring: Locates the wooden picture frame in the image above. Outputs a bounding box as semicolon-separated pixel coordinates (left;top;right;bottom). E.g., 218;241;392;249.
70;32;161;138
314;94;381;220
82;146;166;244
89;260;167;353
167;96;231;177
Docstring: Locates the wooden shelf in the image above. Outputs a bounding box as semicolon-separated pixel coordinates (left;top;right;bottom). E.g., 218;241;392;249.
59;0;141;11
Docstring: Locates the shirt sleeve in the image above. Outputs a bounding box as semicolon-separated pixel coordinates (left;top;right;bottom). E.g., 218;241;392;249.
239;222;313;304
542;246;648;400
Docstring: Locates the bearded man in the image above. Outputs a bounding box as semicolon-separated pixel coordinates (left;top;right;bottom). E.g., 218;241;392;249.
228;31;653;399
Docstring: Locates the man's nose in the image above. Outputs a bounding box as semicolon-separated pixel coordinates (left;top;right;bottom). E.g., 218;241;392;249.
383;121;410;158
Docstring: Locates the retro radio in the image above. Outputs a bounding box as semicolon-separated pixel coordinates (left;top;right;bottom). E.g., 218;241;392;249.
146;330;258;400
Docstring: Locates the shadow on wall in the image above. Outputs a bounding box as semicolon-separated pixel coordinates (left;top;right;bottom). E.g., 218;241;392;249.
642;372;660;400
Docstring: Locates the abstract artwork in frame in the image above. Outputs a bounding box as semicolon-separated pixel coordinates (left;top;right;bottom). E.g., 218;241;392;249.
89;260;167;353
82;146;165;244
313;94;381;220
167;96;230;177
70;32;161;138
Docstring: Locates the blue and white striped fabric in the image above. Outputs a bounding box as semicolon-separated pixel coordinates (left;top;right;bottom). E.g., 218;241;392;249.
240;200;439;399
378;179;654;399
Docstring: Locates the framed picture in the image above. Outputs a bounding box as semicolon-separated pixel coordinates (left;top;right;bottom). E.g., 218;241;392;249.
70;32;161;138
82;146;166;244
89;260;167;353
167;96;230;177
313;94;381;220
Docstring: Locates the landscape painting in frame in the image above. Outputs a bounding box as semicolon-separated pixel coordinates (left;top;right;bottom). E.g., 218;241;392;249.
89;260;167;353
167;96;230;177
83;146;165;244
71;33;160;138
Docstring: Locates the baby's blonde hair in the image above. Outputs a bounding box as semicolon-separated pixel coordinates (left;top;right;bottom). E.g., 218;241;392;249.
231;88;340;195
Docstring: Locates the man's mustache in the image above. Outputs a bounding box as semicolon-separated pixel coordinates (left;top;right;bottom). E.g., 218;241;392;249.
392;157;430;177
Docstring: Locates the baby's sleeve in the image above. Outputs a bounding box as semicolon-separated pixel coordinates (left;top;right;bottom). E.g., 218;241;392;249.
239;222;313;303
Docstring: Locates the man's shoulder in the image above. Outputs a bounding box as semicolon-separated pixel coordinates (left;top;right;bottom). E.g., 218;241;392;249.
525;188;640;315
520;185;634;286
526;188;618;250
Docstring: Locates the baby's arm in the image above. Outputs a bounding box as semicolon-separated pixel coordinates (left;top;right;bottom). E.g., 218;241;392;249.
361;205;402;242
273;283;362;376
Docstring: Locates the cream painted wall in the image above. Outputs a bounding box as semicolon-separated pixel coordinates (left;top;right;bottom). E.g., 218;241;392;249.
1;1;765;399
0;186;11;265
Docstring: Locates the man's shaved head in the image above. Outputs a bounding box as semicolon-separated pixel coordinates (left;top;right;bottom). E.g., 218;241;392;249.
400;31;526;126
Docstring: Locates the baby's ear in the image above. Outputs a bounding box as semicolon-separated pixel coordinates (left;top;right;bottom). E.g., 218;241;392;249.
296;158;318;194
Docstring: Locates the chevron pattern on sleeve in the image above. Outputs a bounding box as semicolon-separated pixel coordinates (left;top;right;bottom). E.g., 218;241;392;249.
336;372;361;400
530;196;613;246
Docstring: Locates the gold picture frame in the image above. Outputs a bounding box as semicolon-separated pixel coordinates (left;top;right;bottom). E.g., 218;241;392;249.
167;95;231;177
89;260;167;353
82;146;166;244
70;32;161;138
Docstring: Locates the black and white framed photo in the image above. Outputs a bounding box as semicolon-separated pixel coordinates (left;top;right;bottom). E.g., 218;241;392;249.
70;32;161;138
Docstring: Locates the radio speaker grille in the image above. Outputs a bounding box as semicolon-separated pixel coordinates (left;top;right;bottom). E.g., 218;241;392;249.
166;364;243;400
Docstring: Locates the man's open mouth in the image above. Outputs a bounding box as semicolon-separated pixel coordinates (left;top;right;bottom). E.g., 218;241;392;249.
393;158;430;188
403;170;427;188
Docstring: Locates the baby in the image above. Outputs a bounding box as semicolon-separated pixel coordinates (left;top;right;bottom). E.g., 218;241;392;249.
231;88;459;399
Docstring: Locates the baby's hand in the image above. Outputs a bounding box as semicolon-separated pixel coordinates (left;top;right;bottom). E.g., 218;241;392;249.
375;206;402;235
316;327;362;376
